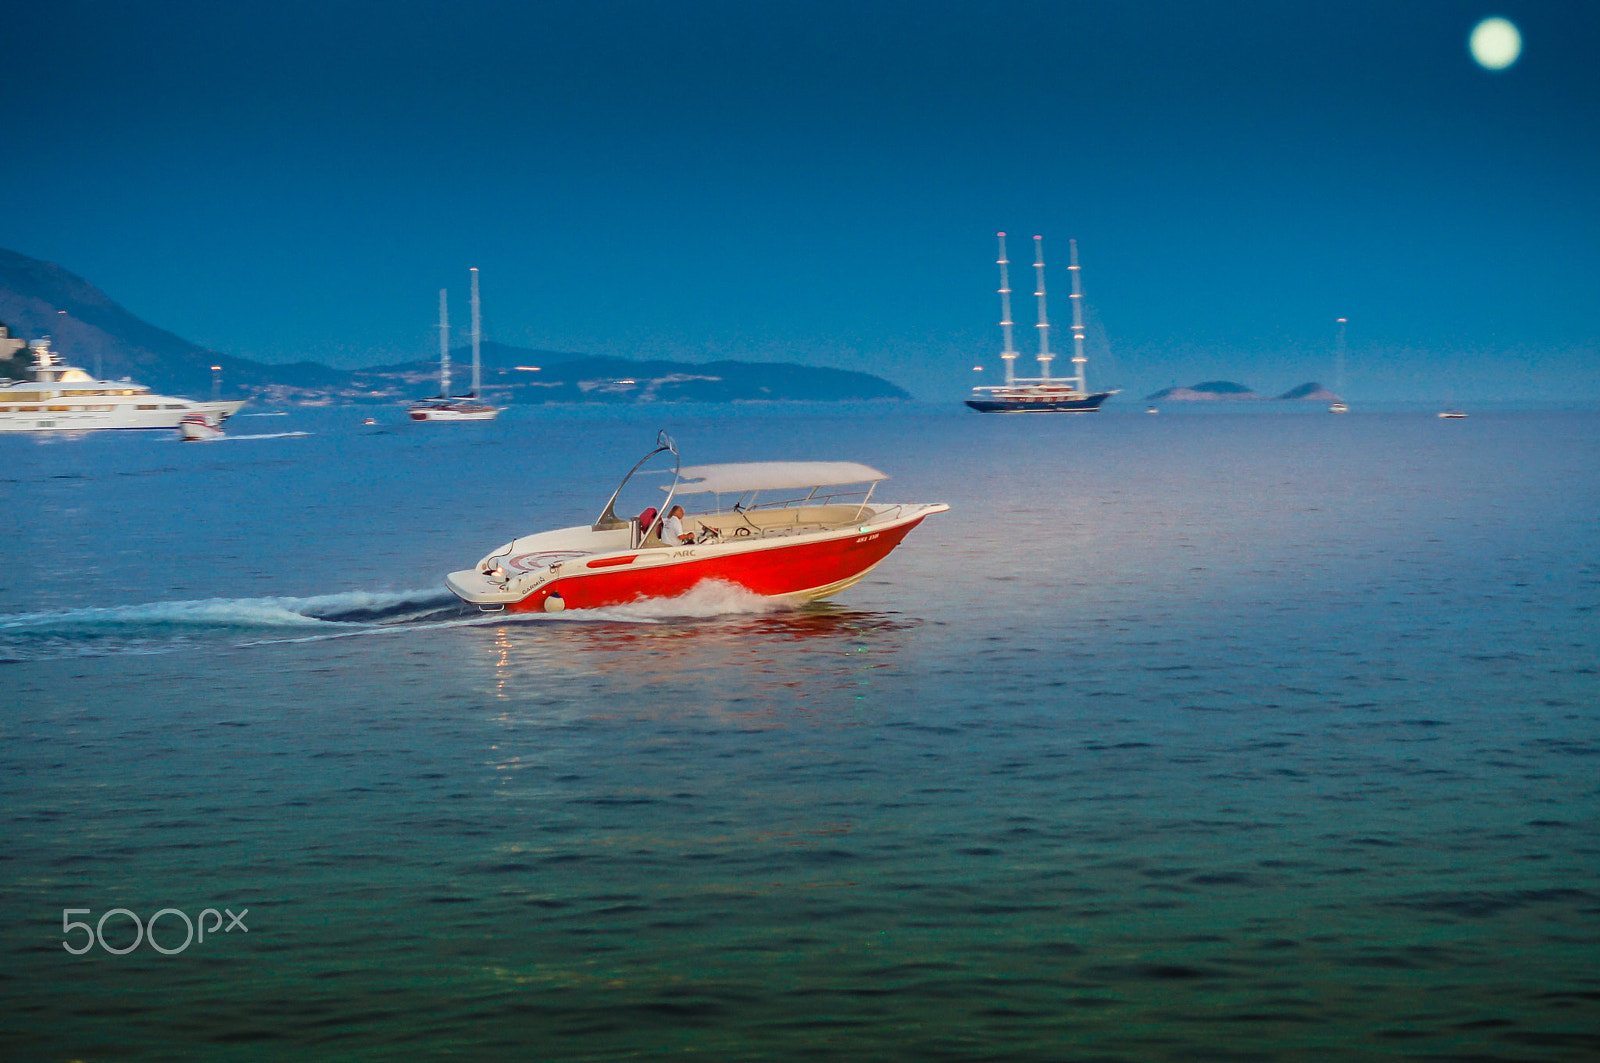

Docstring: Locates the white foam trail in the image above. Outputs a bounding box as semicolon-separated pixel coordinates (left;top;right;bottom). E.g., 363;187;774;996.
236;613;496;646
0;588;448;632
575;580;792;622
172;431;310;442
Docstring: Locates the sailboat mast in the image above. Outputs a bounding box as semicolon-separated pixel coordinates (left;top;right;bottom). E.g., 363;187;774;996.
1335;317;1347;395
1068;239;1087;394
437;289;451;397
469;267;482;398
1034;236;1053;380
997;233;1017;386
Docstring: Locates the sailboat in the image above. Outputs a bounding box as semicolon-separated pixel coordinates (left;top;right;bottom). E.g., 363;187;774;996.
1329;317;1349;412
966;234;1118;413
409;268;499;421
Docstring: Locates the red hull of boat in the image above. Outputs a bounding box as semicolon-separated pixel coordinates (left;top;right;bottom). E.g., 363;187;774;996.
504;515;927;612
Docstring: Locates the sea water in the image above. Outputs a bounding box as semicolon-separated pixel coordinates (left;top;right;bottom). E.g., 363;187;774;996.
2;403;1596;1061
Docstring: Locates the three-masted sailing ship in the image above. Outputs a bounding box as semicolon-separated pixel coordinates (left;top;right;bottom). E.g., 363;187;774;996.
966;234;1117;413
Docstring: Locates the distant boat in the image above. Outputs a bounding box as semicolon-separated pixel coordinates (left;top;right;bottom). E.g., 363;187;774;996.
1329;401;1349;413
1146;405;1159;415
1438;409;1467;419
966;234;1118;413
177;414;225;441
0;337;245;432
409;270;499;422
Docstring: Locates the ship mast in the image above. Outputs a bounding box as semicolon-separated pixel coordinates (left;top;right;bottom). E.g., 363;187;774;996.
1335;317;1347;395
1034;236;1053;381
469;267;482;398
437;289;451;397
1068;239;1087;395
996;233;1017;386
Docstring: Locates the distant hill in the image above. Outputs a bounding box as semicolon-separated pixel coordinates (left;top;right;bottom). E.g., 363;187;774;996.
355;344;909;404
1146;381;1262;401
1276;382;1341;401
0;247;249;396
0;248;909;405
1146;380;1341;402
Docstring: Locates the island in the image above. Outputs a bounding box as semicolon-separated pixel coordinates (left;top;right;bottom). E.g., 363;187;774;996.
1147;380;1342;402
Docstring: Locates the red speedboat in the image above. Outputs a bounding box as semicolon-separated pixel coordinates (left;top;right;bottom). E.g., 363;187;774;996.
444;432;947;612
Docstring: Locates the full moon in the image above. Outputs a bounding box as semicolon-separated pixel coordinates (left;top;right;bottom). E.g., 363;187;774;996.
1470;17;1522;70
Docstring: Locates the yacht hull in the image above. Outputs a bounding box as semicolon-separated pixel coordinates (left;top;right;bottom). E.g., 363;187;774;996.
965;391;1112;413
0;399;245;432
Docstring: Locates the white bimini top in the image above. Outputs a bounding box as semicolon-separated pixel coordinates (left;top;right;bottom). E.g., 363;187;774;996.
668;461;887;495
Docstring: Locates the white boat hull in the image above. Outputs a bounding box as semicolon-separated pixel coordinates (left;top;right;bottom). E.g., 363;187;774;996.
409;404;498;421
178;415;225;441
0;398;245;432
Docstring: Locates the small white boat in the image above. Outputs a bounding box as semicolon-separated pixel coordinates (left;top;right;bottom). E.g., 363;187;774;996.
177;414;224;441
1438;409;1467;419
409;270;499;422
1145;405;1159;415
1329;401;1349;413
445;432;948;613
409;400;497;421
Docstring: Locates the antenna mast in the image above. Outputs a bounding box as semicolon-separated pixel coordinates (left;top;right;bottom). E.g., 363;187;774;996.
437;289;451;397
997;233;1017;386
1335;317;1347;396
1069;239;1087;394
469;267;482;398
1034;236;1053;380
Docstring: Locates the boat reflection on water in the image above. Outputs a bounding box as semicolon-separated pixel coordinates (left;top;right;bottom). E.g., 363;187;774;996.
473;601;921;716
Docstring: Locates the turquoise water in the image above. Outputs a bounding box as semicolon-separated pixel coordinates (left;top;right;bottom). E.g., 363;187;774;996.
3;404;1597;1060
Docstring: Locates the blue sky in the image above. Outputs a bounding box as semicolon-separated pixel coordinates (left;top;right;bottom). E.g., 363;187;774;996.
4;1;1596;400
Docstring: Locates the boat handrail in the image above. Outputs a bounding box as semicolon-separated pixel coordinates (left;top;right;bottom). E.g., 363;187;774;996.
712;485;876;514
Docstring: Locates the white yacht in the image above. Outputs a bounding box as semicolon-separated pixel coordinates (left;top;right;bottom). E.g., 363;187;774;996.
0;337;245;432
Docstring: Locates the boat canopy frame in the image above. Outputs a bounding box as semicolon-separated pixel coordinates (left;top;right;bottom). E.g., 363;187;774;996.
594;433;893;536
592;430;681;532
664;465;886;526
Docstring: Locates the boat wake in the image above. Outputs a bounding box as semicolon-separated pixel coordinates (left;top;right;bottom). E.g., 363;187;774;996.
172;430;311;442
0;582;791;660
0;589;471;661
579;580;791;622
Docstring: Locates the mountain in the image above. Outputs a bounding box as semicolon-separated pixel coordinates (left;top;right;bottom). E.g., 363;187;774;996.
1145;380;1343;402
0;248;240;395
1146;381;1262;401
1277;382;1341;401
0;248;910;404
361;346;908;404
